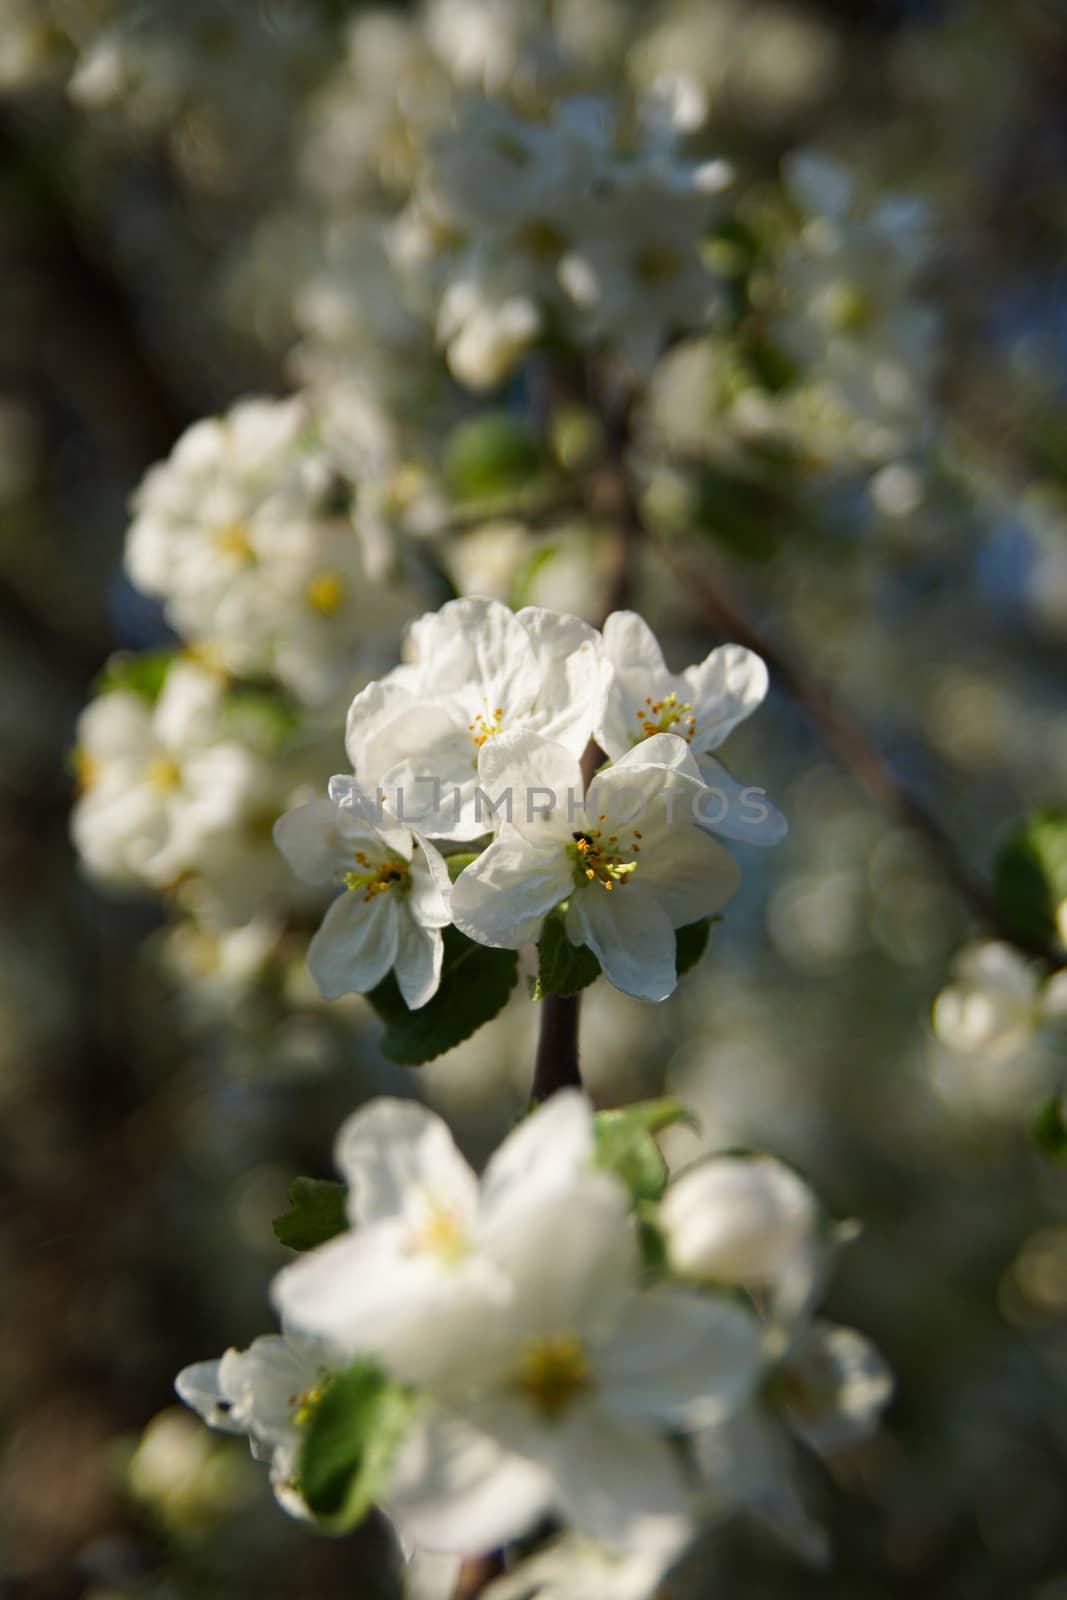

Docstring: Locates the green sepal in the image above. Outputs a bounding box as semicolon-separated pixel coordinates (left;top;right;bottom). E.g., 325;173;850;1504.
273;1178;348;1252
299;1361;421;1533
593;1098;699;1205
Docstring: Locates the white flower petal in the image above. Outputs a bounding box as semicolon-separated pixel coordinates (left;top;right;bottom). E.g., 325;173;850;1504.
599;1290;763;1429
476;730;583;844
627;823;741;930
567;884;678;1002
544;1412;692;1552
395;919;444;1009
452;827;573;948
683;644;769;752
334;1098;479;1226
388;1411;555;1554
306;887;399;1000
479;1091;595;1226
693;757;787;847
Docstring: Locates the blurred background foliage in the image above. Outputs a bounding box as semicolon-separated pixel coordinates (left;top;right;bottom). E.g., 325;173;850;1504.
3;0;1067;1597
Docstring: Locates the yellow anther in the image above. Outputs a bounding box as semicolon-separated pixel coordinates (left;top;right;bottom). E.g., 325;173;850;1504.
305;570;347;615
468;703;505;749
344;857;409;903
516;1333;592;1419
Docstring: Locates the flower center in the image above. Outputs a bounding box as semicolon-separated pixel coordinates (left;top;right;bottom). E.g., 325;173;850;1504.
516;1333;593;1419
289;1381;328;1427
305;570;347;615
569;822;641;892
409;1200;470;1266
633;243;684;286
468;703;505;750
517;218;569;262
344;850;409;902
146;755;182;792
213;520;255;563
635;692;696;742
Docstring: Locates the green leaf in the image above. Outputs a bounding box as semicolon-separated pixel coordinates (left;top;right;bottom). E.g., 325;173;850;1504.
299;1361;420;1533
535;914;601;998
994;811;1067;949
273;1178;348;1252
1034;1097;1067;1162
367;927;519;1065
593;1098;699;1206
444;413;546;504
676;917;717;978
94;648;176;704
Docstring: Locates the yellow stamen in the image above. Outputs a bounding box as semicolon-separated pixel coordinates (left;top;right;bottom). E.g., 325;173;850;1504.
516;1333;593;1420
468;704;505;749
305;570;346;615
344;856;409;903
635;691;696;742
146;755;182;792
570;829;639;892
409;1201;470;1266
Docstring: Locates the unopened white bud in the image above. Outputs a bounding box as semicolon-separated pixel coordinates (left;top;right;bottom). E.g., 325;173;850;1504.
659;1155;816;1288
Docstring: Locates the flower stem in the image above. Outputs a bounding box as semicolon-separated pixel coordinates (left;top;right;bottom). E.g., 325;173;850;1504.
531;991;582;1103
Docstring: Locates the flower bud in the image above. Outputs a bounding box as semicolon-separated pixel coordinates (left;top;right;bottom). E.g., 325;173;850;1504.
659;1155;816;1288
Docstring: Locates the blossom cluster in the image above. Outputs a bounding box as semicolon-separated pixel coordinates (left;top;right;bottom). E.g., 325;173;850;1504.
177;1091;891;1592
275;596;784;1008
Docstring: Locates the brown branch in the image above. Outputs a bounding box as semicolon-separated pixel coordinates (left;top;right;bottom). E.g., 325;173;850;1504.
452;1554;506;1599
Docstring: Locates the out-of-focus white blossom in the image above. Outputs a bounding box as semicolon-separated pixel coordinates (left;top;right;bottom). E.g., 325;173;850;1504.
126;396;410;702
177;1329;335;1518
71;662;254;892
933;942;1062;1060
658;1154;817;1293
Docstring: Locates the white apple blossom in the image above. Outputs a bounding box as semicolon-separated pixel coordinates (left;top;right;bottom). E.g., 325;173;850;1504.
658;1154;817;1293
596;611;786;848
773;150;938;470
451;730;741;1000
71;661;258;892
344;597;604;840
273;1092;763;1552
273;1093;603;1385
176;1328;335;1517
274;781;451;1006
557;150;734;374
932;942;1067;1060
125;395;405;702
